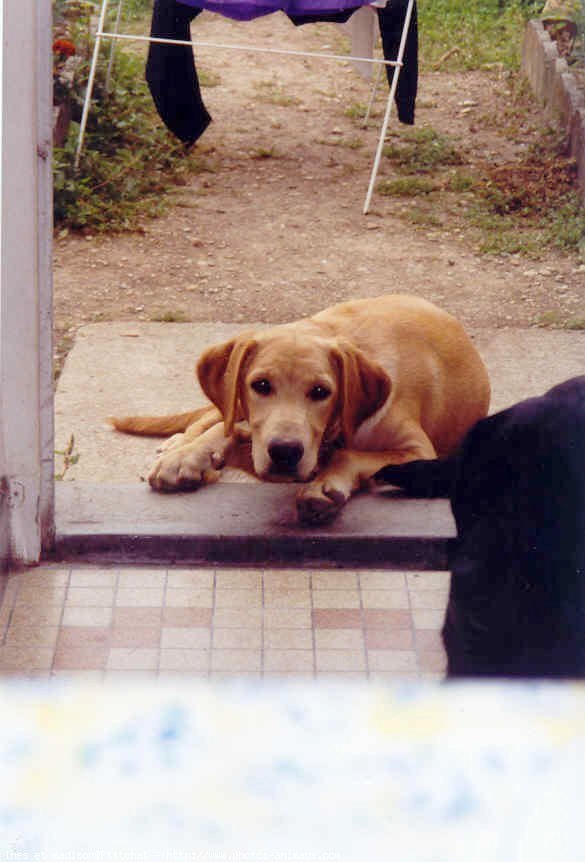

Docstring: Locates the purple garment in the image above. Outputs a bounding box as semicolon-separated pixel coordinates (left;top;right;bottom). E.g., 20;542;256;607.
179;0;373;21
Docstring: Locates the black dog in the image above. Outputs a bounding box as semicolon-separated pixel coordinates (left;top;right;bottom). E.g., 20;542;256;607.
376;376;585;680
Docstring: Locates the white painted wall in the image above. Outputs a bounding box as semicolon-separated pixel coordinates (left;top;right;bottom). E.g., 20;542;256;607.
0;0;54;565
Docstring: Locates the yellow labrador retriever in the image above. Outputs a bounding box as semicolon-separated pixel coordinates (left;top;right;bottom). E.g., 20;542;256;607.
110;294;490;523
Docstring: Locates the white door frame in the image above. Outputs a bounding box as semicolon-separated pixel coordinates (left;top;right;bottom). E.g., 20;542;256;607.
0;0;54;566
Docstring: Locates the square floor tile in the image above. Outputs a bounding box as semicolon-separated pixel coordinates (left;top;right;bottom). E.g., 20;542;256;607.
10;605;64;628
213;608;263;628
61;606;113;627
264;588;311;609
315;650;366;672
3;626;60;650
407;571;451;590
264;649;314;673
117;569;166;588
360;571;407;590
70;570;117;588
311;590;360;610
165;588;214;608
365;628;414;650
214;588;262;609
116;587;165;607
418;651;447;673
411;609;445;630
15;586;66;607
212;628;262;649
111;627;162;649
53;645;108;671
415;629;444;651
215;570;262;590
263;571;310;590
0;645;55;671
312;609;362;629
210;649;261;673
361;590;409;610
312;572;358;590
161;627;211;649
57;627;110;649
367;650;418;672
263;629;313;650
107;648;160;671
20;568;69;585
114;607;163;627
159;649;210;672
162;607;212;627
314;629;364;650
409;590;449;610
264;608;312;629
363;609;411;629
167;570;214;590
65;587;115;607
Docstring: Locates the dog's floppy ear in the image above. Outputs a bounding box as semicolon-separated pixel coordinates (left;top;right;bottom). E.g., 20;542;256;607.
331;339;391;443
197;333;257;434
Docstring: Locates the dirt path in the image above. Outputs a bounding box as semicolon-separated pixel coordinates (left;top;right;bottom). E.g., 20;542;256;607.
53;11;584;371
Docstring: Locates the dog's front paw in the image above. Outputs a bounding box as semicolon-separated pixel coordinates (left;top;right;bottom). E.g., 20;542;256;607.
296;480;349;525
148;445;223;492
156;432;186;455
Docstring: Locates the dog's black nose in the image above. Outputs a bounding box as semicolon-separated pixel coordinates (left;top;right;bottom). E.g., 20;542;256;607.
268;440;304;471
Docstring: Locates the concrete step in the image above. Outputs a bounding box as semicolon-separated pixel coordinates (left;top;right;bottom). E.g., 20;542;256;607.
54;482;455;568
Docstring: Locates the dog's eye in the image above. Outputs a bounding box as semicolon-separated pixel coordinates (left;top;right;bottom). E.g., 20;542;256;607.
308;385;331;402
251;378;272;396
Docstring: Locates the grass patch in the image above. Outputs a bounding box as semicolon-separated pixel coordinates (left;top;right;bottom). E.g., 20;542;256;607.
344;102;381;123
534;311;585;330
150;310;191;322
383;126;464;173
418;0;542;71
319;135;364;149
378;176;438;197
253;79;300;106
377;119;585;261
469;134;585;257
403;206;443;228
446;171;476;193
199;68;222;88
249;146;282;159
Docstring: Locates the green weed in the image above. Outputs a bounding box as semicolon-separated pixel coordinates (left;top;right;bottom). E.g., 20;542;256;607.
249;146;282;159
199;68;222;88
253;79;299;106
403;206;443;228
53;49;200;232
383;126;464;174
419;0;540;71
377;176;438;197
150;310;191;322
534;310;585;329
447;171;476;193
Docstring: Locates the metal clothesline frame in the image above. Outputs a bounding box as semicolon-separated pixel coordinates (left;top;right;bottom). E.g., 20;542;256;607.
75;0;415;214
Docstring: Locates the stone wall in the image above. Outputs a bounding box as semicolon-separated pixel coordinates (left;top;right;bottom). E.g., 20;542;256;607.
522;19;585;201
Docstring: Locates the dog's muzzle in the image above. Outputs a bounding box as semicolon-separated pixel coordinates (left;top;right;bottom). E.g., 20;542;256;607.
267;439;304;476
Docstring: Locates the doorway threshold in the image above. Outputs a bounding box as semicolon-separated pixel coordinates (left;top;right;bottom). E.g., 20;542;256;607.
53;482;455;568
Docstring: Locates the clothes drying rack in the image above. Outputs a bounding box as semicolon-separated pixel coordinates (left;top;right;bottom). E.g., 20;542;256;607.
75;0;415;214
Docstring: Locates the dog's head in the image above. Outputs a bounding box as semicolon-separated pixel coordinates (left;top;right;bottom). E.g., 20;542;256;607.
196;324;391;481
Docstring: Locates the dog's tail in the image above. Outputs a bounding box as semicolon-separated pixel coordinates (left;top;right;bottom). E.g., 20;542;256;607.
374;458;456;498
108;406;210;437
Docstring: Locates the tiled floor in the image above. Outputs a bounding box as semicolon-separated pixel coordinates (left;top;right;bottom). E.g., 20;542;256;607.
0;565;448;680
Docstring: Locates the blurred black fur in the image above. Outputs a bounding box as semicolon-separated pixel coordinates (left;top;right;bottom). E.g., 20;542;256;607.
375;376;585;679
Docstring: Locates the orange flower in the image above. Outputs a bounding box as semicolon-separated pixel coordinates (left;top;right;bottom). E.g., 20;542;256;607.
53;38;76;57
